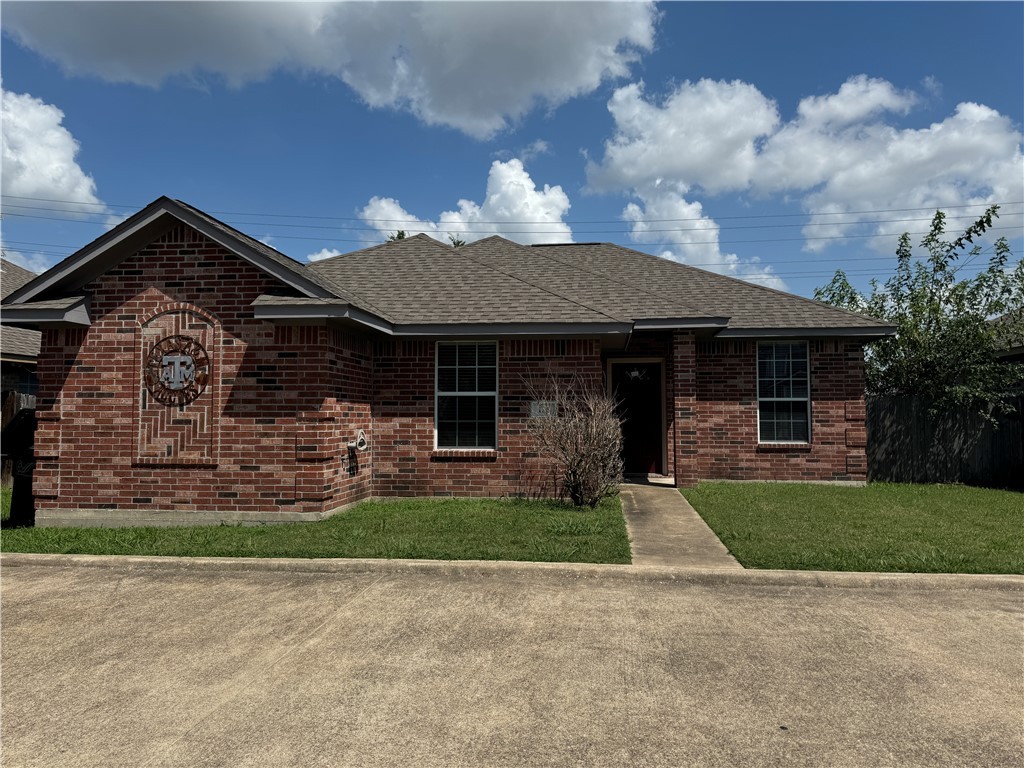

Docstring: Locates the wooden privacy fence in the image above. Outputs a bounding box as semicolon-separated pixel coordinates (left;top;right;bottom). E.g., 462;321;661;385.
866;395;1024;489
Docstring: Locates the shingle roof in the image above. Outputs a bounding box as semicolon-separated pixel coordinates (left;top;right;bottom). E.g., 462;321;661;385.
308;234;623;325
528;242;886;331
171;199;384;312
308;234;888;332
1;259;41;360
4;198;890;338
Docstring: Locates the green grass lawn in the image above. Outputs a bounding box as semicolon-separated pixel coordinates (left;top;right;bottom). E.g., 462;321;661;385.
0;496;631;564
684;482;1023;574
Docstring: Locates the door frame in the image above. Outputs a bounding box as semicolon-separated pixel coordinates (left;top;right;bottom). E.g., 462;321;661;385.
606;357;668;476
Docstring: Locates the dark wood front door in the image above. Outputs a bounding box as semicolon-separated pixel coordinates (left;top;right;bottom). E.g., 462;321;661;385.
610;361;663;475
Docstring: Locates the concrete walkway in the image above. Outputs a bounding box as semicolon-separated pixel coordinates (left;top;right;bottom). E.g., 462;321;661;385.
620;482;742;569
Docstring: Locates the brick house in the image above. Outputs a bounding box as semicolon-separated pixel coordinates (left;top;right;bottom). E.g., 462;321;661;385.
1;197;892;526
1;258;40;397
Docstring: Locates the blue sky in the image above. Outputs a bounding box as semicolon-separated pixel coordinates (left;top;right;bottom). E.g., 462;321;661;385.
2;1;1022;298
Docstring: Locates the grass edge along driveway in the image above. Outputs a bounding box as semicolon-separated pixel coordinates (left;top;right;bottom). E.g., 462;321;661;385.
684;481;1023;574
0;494;632;565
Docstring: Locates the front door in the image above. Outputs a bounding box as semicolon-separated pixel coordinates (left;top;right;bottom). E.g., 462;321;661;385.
610;361;663;475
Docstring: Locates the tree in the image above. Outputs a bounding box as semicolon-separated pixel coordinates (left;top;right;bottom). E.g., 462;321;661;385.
526;373;624;508
448;233;466;248
387;230;407;241
814;206;1024;418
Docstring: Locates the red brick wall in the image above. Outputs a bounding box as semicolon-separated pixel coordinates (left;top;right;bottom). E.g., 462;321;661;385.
33;224;373;518
688;336;867;483
372;338;603;497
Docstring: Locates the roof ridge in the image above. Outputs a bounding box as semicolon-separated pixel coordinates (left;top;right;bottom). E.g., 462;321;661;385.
529;243;718;320
598;242;888;326
312;232;453;263
456;239;628;323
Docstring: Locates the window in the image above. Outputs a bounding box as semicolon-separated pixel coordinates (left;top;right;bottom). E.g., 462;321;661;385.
757;341;810;443
436;342;497;449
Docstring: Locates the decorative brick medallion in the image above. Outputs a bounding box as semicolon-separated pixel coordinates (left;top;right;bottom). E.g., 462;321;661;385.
136;308;219;466
144;335;210;406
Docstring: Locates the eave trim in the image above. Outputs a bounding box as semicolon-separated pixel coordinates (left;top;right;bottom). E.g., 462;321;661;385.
0;299;92;327
714;326;897;338
632;317;730;330
250;302;392;334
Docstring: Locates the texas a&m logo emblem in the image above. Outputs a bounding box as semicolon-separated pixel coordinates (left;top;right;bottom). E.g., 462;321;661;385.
144;336;210;406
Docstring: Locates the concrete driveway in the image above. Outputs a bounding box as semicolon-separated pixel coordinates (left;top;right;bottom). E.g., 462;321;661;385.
2;557;1021;768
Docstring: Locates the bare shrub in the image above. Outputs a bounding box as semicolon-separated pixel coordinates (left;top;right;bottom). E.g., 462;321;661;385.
526;374;624;508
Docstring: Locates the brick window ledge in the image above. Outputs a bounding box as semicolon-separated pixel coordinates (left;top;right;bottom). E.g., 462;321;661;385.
757;442;812;453
430;449;498;462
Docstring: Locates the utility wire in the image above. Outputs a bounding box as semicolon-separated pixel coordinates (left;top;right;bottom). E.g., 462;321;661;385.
4;200;1023;236
1;193;1020;226
2;210;1020;248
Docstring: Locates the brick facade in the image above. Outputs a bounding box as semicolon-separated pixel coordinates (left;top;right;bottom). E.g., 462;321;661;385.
33;225;374;520
691;336;868;482
609;331;868;486
31;224;870;523
372;337;603;498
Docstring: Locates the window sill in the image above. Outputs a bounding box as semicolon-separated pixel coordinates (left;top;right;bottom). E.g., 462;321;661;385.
430;449;498;462
757;442;812;452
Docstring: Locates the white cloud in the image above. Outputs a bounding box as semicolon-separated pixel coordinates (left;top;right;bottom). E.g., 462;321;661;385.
588;75;1024;253
306;247;343;262
519;139;551;164
1;86;104;213
783;101;1024;250
1;243;52;274
361;159;573;245
586;79;780;195
3;2;656;139
493;138;551;164
624;187;785;290
794;74;917;128
359;197;439;241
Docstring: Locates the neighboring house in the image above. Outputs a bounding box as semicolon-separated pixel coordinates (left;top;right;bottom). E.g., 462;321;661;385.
1;258;40;396
993;311;1024;366
1;197;893;527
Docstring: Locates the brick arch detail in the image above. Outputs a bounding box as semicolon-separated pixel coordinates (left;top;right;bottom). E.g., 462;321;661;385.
134;302;222;467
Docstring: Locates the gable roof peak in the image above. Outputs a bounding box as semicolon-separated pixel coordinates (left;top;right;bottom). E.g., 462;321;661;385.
3;195;348;307
406;232;445;244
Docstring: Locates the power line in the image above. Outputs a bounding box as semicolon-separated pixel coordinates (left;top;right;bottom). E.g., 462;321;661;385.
2;210;1021;248
1;193;1020;226
4;200;1022;236
0;201;970;233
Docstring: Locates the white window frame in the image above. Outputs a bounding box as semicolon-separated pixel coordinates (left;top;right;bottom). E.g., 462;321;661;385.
434;340;499;450
756;341;811;444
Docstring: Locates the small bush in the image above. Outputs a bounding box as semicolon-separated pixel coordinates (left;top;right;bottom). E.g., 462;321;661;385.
527;374;624;508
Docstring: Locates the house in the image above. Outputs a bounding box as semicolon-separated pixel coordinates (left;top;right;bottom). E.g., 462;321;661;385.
993;311;1024;366
1;258;40;491
1;258;40;397
1;197;893;527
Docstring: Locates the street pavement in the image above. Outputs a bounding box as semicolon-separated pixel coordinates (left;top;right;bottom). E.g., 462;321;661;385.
1;558;1021;767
